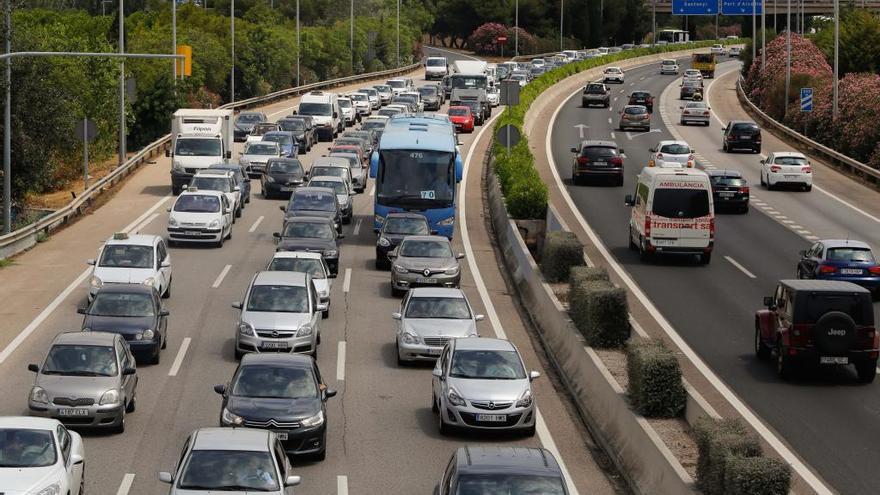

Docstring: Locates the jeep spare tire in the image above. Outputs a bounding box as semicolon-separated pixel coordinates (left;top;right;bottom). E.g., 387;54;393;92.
813;311;857;356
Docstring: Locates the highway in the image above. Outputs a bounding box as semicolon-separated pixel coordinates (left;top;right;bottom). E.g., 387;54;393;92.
548;56;880;494
0;48;621;494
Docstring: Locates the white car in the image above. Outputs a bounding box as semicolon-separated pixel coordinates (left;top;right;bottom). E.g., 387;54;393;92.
394;287;482;364
710;44;726;56
729;46;742;58
683;69;703;82
189;169;242;220
400;91;424;112
166;188;233;248
87;232;172;301
0;417;85;495
386;78;409;96
267;251;334;318
337;97;357;126
349;92;372;116
486;86;500;107
648;140;695;168
659;59;679;75
760;151;813;191
603;67;625;84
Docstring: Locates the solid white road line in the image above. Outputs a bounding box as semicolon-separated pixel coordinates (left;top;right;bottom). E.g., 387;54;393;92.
369;185;375;197
546;69;833;495
212;264;232;288
123;195;173;233
425;46;480;61
610;132;616;139
337;475;349;495
115;473;135;495
343;268;352;293
133;213;159;234
460;111;581;495
353;218;362;236
268;106;297;118
724;256;757;279
249;215;265;233
336;341;346;381
607;117;612;124
168;337;192;377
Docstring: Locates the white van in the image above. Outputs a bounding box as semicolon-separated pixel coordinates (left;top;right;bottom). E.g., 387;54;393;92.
624;168;715;264
297;90;341;141
424;56;449;80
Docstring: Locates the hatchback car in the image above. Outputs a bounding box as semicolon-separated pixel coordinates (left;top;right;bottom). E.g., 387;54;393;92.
707;170;750;213
233;271;326;359
341;130;376;154
274;217;343;276
448;106;475;133
760;151;811;190
373;84;393;104
435;446;569;495
375;212;432;269
723;120;762;154
349;92;372;116
158;428;301;494
603;67;624;84
628;90;654;113
570;140;625;186
262;157;305;199
209;162;252;205
680;79;703;100
797;239;880;295
262;131;299;158
648;140;694;168
79;285;169;364
394;287;483;364
166;189;233;248
659;59;679;75
311;156;358;193
581;82;610;108
234;111;267;142
278;116;316;153
389;235;464;296
214;354;336;459
361;87;381;109
307;175;354;224
683;69;703;82
189;169;242;219
240;141;283;177
0;417;85;495
680;101;711;126
338;97;357;126
618;105;651;131
268;251;334;318
418;85;442;111
432;337;540;436
86;232;172;301
281;187;342;233
28;332;138;433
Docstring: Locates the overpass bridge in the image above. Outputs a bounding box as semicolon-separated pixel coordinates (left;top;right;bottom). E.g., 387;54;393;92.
651;0;880;14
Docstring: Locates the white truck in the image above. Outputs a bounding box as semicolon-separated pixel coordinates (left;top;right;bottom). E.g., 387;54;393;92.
167;109;234;195
297;90;342;142
450;60;490;120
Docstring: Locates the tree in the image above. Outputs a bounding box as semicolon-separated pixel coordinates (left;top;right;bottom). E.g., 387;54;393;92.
813;8;880;76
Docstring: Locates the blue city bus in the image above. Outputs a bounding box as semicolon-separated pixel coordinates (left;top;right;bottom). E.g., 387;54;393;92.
369;115;463;238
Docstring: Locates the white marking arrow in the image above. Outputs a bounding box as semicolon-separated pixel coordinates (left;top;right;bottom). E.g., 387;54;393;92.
573;124;589;139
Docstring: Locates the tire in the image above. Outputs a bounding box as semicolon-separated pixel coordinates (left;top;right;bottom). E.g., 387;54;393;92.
391;285;404;297
162;279;171;299
150;348;160;365
235;206;242;218
805;185;812;192
760;173;766;186
161;332;167;349
375;258;389;270
172;186;181;196
438;409;451;436
628;227;638;251
776;341;794;380
814;311;857;356
638;237;651;262
396;343;406;367
225;228;232;240
700;252;712;265
114;410;126;434
216;236;224;248
680;119;686;126
234;347;244;360
79;463;85;495
126;393;137;413
856;359;877;383
311;345;318;359
755;325;771;360
322;308;329;319
431;393;439;413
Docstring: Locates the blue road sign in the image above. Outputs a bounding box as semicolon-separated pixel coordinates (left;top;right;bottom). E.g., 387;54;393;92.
721;0;763;15
672;0;719;15
800;87;813;112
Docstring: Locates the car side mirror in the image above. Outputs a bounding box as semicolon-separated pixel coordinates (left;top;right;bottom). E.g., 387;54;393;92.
122;367;136;376
759;159;765;164
432;368;443;378
159;309;170;316
679;106;683;110
324;388;337;399
475;314;485;321
649;147;656;152
86;259;96;266
316;303;329;313
161;260;171;268
158;472;174;484
77;306;87;315
278;206;286;212
763;296;775;309
233;186;241;192
456;253;465;259
213;384;227;395
28;363;39;373
72;453;84;465
570;146;578;153
387;252;397;259
391;312;402;320
231;301;243;309
225;150;232;159
529;370;541;381
166;207;172;212
624;194;635;206
285;475;302;487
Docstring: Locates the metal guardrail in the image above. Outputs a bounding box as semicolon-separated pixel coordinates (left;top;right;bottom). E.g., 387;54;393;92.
0;62;422;260
736;77;880;188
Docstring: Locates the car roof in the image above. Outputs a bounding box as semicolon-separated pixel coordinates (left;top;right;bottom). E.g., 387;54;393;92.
657;140;689;147
312;157;349;167
104;233;159;246
309;175;345;183
287;215;334;225
194;169;233;177
192;427;270;451
401;235;450;243
770;151;805;158
729;120;757;125
385;212;428;221
409;287;466;298
456;446;561;475
579;140;618;148
295;186;336;196
179;189;225;198
95;284;156;296
779;279;871;294
53;331;118;346
706;169;744;178
253;270;308;287
240;352;314;369
0;416;63;430
818;239;872;250
453;337;515;352
623;105;647;110
263;130;294;136
267;157;302;165
272;250;323;260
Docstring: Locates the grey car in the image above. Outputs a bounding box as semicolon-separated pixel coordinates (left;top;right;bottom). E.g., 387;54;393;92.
432;337;540;436
618;105;651;131
417;85;442;111
233;271;326;359
28;332;138;433
327;152;366;193
240;141;283;178
393;287;483;364
234;111;267;142
436;446;569;495
307;175;354;224
389;235;464;296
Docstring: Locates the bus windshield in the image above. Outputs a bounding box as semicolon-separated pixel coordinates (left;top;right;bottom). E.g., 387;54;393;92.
377;150;455;208
450;75;487;90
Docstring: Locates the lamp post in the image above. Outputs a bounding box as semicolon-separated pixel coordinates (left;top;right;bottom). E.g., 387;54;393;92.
118;0;125;167
752;0;756;62
350;0;354;73
761;0;766;72
832;0;839;120
785;0;791;118
559;0;563;51
3;0;10;233
296;0;300;86
396;0;400;67
652;0;656;45
172;0;176;80
230;0;235;104
515;0;518;56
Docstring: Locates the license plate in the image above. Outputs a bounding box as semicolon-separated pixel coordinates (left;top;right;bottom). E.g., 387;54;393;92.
184;231;200;236
58;408;89;417
593;161;607;166
280;186;296;192
476;414;507;422
417;278;438;284
840;268;863;275
426;347;442;356
784;175;799;179
273;431;288;441
651;239;675;246
820;356;848;365
262;341;288;349
719;192;734;197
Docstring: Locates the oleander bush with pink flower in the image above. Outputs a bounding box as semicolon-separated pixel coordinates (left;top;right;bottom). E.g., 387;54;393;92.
468;23;537;56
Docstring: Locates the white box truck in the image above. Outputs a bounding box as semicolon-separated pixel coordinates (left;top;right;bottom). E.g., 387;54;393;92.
450;60;490;121
167;109;234;195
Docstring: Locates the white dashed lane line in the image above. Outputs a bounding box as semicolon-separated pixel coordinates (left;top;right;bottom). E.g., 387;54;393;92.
342;268;352;293
336;341;346;382
337;475;349;495
353;218;362;236
168;337;192;377
212;264;232;288
116;473;135;495
725;256;757;279
248;215;264;233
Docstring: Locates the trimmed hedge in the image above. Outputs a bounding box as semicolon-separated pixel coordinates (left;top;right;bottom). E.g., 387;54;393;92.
569;274;630;348
724;456;792;495
540;231;586;282
694;418;766;495
569;266;610;286
627;339;686;418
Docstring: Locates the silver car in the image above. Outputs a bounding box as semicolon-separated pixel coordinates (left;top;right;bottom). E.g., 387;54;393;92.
389;235;464;297
307;175;353;224
432;337;540;436
267;251;334;319
233;271;326;359
28;332;138;433
240;141;282;177
394;287;483;364
680;101;711;126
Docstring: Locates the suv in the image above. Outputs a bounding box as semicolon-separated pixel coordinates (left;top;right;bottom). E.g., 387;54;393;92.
570;140;624;186
435;446;568;495
755;280;877;383
722;120;762;153
581;83;610;108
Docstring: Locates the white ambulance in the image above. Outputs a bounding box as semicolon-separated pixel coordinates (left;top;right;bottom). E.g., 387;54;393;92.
624;168;715;264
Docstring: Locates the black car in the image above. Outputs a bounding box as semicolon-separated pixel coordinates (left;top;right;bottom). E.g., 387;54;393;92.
282;186;343;233
418;86;442;111
435;446;569;495
628;90;654;113
375;212;432;269
234;111;267;142
209;162;252;205
78;285;169;364
707;170;749;213
262;157;305;199
570;140;625;186
278;116;317;153
341;130;376;153
273;216;343;275
680;80;702;100
214;353;336;459
722;120;762;153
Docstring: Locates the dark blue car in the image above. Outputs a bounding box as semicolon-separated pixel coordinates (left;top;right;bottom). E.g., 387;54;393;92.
262;131;299;158
798;239;880;296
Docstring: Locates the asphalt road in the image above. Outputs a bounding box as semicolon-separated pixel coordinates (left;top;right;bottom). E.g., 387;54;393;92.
0;48;620;495
549;56;880;494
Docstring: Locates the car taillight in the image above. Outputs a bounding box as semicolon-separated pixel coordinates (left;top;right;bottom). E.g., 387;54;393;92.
818;264;837;274
577;156;590;165
609;157;623;166
770;165;781;173
869;266;880;276
709;217;715;238
703;111;710;115
801;166;812;174
645;215;652;238
738;186;750;194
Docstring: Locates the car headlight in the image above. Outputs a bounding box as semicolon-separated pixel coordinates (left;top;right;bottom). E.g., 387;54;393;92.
34;483;61;495
445;266;460;275
393;264;408;274
377;236;391;247
265;175;275;183
300;410;324;428
208;219;221;229
515;389;533;408
401;331;420;344
323;249;338;258
296;324;313;337
437;216;455;227
447;387;466;407
99;389;121;406
168;216;179;227
142;329;155;341
221;408;244;426
172;162;184;172
30;386;49;405
374;214;385;226
142;276;156;287
89;275;103;288
239;322;255;336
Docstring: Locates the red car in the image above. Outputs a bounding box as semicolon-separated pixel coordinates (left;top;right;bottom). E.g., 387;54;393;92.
329;144;365;164
448;106;474;133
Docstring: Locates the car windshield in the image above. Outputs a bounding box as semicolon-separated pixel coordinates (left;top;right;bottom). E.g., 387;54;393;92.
387;80;405;88
375;85;391;92
406;297;471;319
237;113;262;123
377;150;456;208
310;180;346;194
384;217;430;235
0;429;57;468
263;134;292;146
632;92;651;99
448;107;469;116
363;121;385;130
585;84;605;93
90;292;155;317
652;189;710;219
799;293;872;325
335;139;361;148
662;60;675;65
251;124;276;135
659;144;690;154
400;240;452;258
245;143;278;155
732;123;760;133
246;285;308;313
291;191;336;211
455;474;566;495
418;87;437;97
178;450;279;491
191;176;231;193
298;102;331;116
624;107;647;115
268;160;303;175
686;102;708;109
175;138;221;157
279;119;305;131
268;257;326;278
174;194;220;213
232;364;317;399
449;349;526;380
426;59;446;67
43;344;118;377
99;244;153;269
283;221;334;239
312;166;347;179
710;176;745;187
338;99;352;108
379;109;400;117
351;94;368;101
773;155;806;165
826;247;875;263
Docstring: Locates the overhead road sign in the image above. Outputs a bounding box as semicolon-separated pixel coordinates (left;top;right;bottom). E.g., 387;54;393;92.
721;0;763;15
672;0;719;15
800;87;813;112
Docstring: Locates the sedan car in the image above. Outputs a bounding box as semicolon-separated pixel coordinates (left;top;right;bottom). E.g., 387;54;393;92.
417;85;442;111
680;80;703;100
375;212;432;269
28;332;137;433
570;140;624;186
166;189;233;248
680;101;711;126
307;175;354;224
682;69;703;82
0;417;85;495
274;216;342;276
261;157;305;199
234;111;267;142
79;285;169;364
707;169;750;213
190;169;242;219
373;84;393;104
233;271;326;359
760;151;811;190
603;66;624;84
281;187;342;234
277;117;316;153
389;235;464;296
628;90;654;113
86;232;171;301
158;428;301;494
268;251;334;318
432;337;540;436
797;239;880;295
618;105;651;131
394;287;483;364
262;131;299;158
209;162;252;205
435;446;568;495
341;130;376;154
338;97;358;126
648;140;694;168
214;354;336;459
240;141;283;177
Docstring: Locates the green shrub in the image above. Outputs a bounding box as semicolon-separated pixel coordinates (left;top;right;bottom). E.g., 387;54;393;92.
724;456;791;495
627;339;686;418
569;278;630;348
569;266;610;286
540;231;585;282
694;418;763;495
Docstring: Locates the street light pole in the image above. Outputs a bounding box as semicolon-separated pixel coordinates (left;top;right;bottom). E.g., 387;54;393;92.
172;0;177;80
785;0;791;118
560;0;563;51
230;0;235;104
350;0;354;73
762;0;766;71
3;0;11;233
296;0;300;86
396;0;400;67
118;0;126;167
515;0;518;56
752;0;756;62
832;0;839;120
652;0;656;46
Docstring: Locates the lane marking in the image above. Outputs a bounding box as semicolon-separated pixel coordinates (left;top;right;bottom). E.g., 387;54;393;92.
336;341;346;381
116;473;135;495
268;106;297;118
369;185;375;197
607;117;612;124
806;235;819;241
724;256;757;279
353;218;362;236
610;132;616;139
337;475;349;495
248;215;264;233
782;219;795;224
342;268;352;293
168;337;192;377
212;264;232;288
133;213;159;233
123;196;173;233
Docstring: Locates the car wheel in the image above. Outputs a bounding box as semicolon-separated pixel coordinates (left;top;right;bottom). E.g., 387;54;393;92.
628;227;638;251
235;206;242;218
311;345;318;359
804;185;812;192
163;279;171;299
776;341;794;380
162;332;168;349
856;359;878;383
754;325;771;360
699;252;712;265
322;308;329;319
216;235;224;248
438;408;451;435
79;463;85;495
126;393;136;413
391;285;404;297
225;227;232;240
396;342;406;367
234;347;244;360
151;348;160;365
760;173;766;186
376;258;389;270
431;393;439;413
313;445;327;462
172;186;181;196
638;237;651;262
722;142;728;152
680;119;685;125
114;410;126;434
